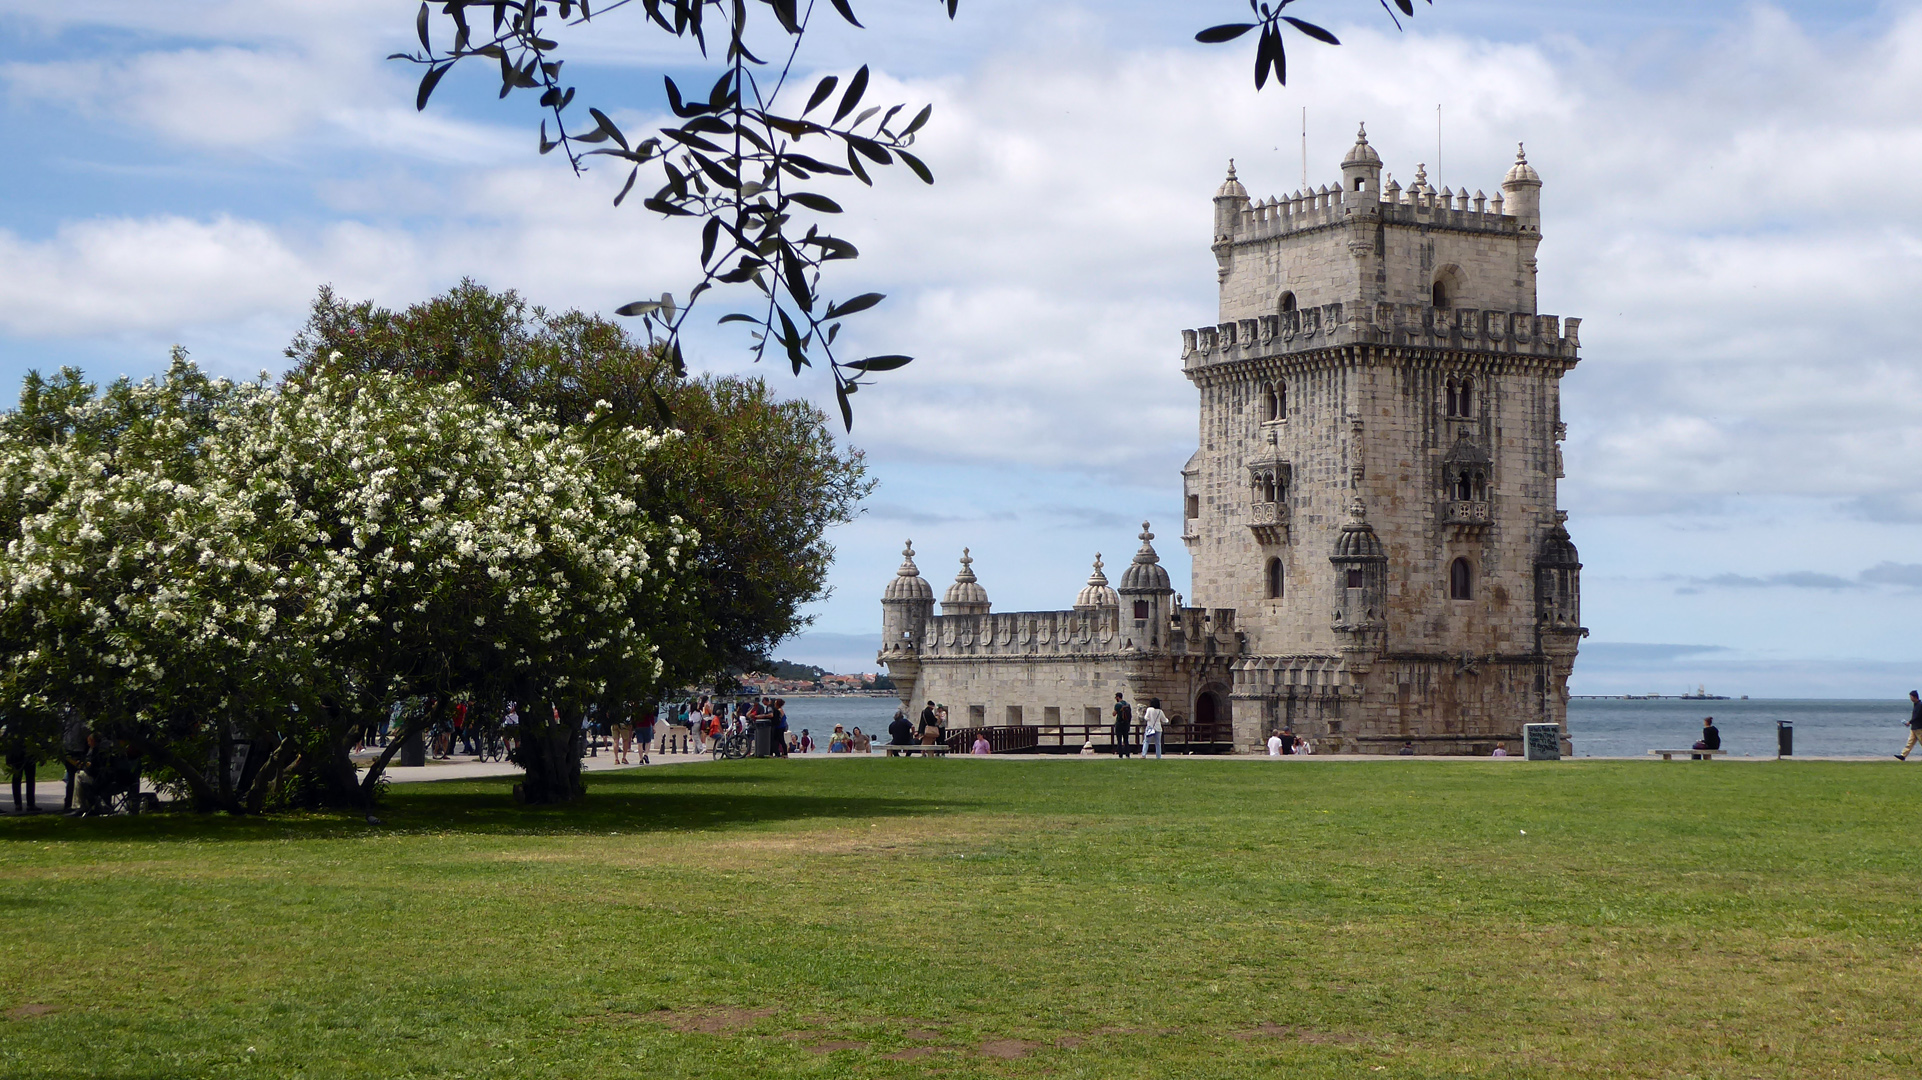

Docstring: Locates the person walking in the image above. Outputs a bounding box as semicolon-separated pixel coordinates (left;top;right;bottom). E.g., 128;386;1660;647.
692;699;710;755
1140;698;1166;760
1898;690;1922;760
60;711;87;813
1111;693;1134;759
637;703;657;765
4;715;40;814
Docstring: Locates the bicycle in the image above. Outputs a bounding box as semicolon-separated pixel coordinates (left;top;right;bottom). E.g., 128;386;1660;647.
475;727;506;762
711;729;754;760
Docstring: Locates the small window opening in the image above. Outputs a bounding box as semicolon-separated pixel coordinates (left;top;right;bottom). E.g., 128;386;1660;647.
1446;377;1474;418
1346;568;1365;590
1279;292;1297;313
1472;471;1487;500
1266;558;1284;599
1262;383;1280;422
1133;600;1149;620
1449;557;1474;600
1451;470;1471;501
1432;279;1450;309
1259;475;1277;503
1186;494;1200;519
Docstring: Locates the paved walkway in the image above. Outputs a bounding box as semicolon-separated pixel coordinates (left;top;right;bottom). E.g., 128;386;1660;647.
2;749;1902;815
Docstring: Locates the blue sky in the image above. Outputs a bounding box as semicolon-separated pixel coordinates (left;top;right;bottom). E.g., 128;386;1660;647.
2;1;1918;695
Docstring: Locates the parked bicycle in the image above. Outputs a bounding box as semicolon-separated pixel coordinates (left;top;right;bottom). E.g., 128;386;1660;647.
711;729;754;760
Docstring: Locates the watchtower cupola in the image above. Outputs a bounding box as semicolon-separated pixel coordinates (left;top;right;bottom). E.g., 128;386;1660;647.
880;541;934;656
941;548;992;617
1117;522;1175;650
1340;124;1383;196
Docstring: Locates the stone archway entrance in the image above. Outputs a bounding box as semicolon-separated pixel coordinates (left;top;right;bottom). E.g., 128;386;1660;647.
1196;690;1223;730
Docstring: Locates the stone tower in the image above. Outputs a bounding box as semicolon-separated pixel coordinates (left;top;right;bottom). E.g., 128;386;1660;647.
1178;127;1585;753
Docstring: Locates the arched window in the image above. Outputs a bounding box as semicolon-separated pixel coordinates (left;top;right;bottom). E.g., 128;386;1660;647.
1449;557;1474;600
1266;558;1284;599
1446;377;1474;418
1277;380;1287;418
1472;470;1487;500
1260;475;1277;503
1261;383;1280;422
1279;292;1297;313
1432;279;1449;309
1451;469;1471;501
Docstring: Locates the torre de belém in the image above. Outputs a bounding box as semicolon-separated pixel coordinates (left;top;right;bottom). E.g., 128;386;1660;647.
879;126;1586;755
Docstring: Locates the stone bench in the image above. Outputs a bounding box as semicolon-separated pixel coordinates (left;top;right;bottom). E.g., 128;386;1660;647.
1648;748;1725;761
884;744;950;757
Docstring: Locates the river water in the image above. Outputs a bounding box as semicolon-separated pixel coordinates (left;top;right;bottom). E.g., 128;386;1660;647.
773;696;1914;759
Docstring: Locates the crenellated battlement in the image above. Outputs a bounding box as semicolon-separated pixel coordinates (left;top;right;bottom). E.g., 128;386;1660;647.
916;606;1241;661
1179;303;1580;367
1231;182;1516;243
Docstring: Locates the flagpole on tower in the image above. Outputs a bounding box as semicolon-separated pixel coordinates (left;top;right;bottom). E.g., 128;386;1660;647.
1301;106;1310;192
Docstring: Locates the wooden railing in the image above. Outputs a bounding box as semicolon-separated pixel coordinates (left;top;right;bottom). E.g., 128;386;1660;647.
943;722;1233;754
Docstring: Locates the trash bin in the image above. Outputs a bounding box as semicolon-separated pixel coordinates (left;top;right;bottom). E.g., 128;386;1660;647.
1777;720;1792;758
752;719;776;759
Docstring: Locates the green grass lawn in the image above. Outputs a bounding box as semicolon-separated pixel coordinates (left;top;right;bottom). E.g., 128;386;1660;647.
2;758;1918;1079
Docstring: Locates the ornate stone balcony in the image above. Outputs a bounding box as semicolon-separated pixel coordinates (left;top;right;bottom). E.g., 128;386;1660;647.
1441;499;1492;537
1247;500;1289;545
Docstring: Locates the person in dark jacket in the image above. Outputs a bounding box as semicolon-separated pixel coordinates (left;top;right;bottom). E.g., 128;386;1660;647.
888;709;914;746
1897;690;1922;760
1111;693;1133;759
1692;717;1721;759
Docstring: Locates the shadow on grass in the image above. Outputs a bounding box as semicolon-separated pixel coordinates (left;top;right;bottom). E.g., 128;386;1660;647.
0;765;966;846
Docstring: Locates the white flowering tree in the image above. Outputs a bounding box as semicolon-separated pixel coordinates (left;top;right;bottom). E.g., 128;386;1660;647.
223;365;694;805
0;357;694;811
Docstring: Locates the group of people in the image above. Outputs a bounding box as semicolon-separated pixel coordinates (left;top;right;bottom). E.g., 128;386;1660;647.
663;696;794;758
824;724;872;753
887;702;951;748
1265;729;1317;756
3;714;141;816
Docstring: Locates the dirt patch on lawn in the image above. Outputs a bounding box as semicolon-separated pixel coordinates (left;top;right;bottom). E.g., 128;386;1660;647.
6;1004;55;1020
884;1046;938;1061
979;1039;1039;1059
620;1006;776;1034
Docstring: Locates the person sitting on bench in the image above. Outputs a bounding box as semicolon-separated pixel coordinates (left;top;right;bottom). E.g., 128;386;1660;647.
888;708;914;747
1692;717;1721;760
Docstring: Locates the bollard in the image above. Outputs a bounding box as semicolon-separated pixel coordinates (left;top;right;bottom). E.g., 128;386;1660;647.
1777;720;1792;759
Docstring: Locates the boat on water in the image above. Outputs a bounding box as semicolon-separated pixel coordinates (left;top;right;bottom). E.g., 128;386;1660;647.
1680;683;1730;701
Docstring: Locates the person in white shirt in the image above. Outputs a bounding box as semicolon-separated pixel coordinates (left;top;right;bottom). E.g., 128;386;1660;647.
1139;698;1167;760
1267;732;1283;757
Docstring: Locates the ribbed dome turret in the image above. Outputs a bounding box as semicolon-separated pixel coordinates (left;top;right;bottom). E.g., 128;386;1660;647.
1342;124;1382;168
1538;523;1580;567
1332;500;1385;559
1074;554;1120;610
941;549;991;615
1503;143;1540;187
1118;523;1172;592
882;541;933;601
1215;160;1248;200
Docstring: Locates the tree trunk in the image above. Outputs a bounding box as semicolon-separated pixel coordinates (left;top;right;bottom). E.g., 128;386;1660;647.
514;700;584;804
